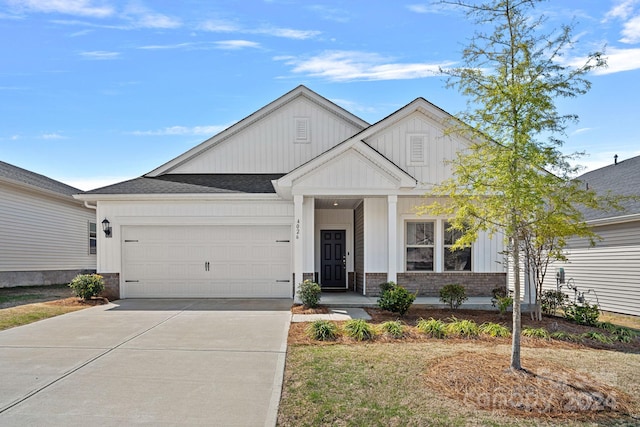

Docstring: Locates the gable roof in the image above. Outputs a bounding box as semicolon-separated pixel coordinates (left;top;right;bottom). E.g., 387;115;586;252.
146;85;370;177
578;155;640;221
0;160;81;198
82;174;285;195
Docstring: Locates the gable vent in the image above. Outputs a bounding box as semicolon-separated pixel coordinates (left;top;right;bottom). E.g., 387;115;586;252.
295;117;310;143
408;134;426;164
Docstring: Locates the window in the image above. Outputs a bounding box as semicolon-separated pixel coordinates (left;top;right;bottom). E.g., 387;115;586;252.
444;221;471;271
294;117;310;143
89;222;97;255
406;221;434;271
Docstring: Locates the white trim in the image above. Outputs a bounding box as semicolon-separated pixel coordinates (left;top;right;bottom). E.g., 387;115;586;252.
293;195;304;303
587;213;640;226
74;193;284;202
387;195;398;282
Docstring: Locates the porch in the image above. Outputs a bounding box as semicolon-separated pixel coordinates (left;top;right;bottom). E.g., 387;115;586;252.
319;291;497;309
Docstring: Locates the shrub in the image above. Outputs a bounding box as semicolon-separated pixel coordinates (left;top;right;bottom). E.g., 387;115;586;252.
479;322;511;338
540;290;569;315
306;320;338;341
343;319;375;341
550;331;582;342
439;284;467;310
379;281;397;294
581;331;613;344
444;317;479;338
564;302;600;326
611;326;638;343
69;274;104;300
597;321;618;333
416;317;446;338
379;320;406;339
298;280;321;308
377;283;416;316
495;296;513;315
522;327;550;339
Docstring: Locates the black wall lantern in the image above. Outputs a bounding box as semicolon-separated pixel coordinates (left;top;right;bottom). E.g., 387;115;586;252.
102;218;112;238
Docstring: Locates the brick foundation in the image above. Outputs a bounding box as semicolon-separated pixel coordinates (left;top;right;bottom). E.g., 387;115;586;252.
99;273;120;301
365;272;506;297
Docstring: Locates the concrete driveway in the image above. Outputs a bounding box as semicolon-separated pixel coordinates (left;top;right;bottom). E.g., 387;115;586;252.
0;299;292;426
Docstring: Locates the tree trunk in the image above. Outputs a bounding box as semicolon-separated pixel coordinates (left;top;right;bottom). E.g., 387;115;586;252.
511;235;522;371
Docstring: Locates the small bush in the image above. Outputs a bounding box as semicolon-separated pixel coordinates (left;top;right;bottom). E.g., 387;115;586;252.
445;317;479;338
306;320;338;341
379;281;397;294
343;319;375;341
298;280;321;308
522;327;550;339
540;290;569;315
479;322;511;337
597;321;618;333
564;302;600;326
581;331;613;344
377;283;416;316
491;286;508;299
550;331;582;342
495;296;513;315
611;326;638;343
69;274;104;300
416;317;446;338
379;320;406;339
439;284;468;310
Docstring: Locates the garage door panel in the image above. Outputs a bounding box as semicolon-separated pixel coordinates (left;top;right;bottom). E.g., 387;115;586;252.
122;225;292;298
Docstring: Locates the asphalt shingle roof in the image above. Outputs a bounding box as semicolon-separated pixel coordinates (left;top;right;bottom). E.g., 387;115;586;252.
83;174;285;195
577;155;640;221
0;160;80;196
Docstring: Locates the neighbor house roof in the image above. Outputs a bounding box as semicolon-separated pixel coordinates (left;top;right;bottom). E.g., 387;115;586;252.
0;160;81;197
83;174;285;195
578;155;640;221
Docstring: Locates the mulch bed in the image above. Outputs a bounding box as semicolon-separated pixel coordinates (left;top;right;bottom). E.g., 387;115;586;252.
290;304;331;314
44;297;109;307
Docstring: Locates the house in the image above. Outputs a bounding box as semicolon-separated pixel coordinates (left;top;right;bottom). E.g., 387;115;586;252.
0;161;97;287
75;86;506;300
542;155;640;316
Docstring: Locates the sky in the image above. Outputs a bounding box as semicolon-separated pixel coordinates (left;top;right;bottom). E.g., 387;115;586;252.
1;0;639;191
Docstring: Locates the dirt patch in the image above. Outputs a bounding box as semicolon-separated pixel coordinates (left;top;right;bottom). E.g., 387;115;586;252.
44;297;109;307
291;304;331;314
0;285;75;309
423;351;635;420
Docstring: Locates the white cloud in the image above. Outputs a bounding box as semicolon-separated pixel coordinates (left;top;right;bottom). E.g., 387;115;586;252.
123;3;181;29
620;14;640;43
571;127;594;135
197;19;320;40
197;19;241;33
604;0;638;21
406;3;457;14
130;125;228;136
279;50;451;82
61;176;134;191
6;0;114;18
577;149;640;173
138;42;194;50
214;40;260;50
79;50;121;59
307;5;350;23
41;132;66;139
597;47;640;74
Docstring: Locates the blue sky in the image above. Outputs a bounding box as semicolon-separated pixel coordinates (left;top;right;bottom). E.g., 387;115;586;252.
1;0;639;191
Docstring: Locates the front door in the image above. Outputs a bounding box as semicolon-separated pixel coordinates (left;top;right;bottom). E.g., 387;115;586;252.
320;230;346;288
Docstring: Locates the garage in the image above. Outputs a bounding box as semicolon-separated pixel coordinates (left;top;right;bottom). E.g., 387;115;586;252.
121;225;292;298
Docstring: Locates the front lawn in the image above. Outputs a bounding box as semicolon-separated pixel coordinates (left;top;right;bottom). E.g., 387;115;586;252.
278;308;640;426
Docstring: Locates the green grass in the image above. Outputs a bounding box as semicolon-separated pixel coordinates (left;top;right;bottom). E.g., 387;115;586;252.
0;304;84;331
278;343;640;426
444;317;480;338
0;294;41;304
378;320;406;338
522;327;551;339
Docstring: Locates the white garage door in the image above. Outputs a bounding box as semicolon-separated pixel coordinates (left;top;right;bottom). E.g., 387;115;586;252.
122;225;292;298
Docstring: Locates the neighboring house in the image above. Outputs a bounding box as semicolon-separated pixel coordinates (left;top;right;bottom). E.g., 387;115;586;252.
0;161;97;287
76;86;506;300
541;155;640;316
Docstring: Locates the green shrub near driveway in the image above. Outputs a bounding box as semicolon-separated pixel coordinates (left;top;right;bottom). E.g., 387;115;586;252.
439;284;468;310
379;320;406;339
343;319;375;341
298;279;321;308
68;274;104;300
377;281;416;316
306;320;339;341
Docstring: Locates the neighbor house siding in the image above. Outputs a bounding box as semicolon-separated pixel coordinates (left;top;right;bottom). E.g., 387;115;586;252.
541;220;640;316
170;97;363;174
0;183;96;286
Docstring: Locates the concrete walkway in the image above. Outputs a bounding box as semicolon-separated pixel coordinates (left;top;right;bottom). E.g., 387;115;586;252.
0;299;292;426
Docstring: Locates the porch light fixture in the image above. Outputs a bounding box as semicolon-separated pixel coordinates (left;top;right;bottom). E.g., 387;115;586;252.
101;218;112;238
333;201;339;206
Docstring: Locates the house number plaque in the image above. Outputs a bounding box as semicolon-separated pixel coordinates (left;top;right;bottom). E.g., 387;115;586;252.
296;219;301;239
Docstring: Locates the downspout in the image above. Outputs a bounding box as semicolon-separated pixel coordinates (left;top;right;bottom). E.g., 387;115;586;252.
84;201;97;210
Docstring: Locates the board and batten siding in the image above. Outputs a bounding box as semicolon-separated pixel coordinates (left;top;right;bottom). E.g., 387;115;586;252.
170;96;362;174
541;220;640;316
97;199;294;274
364;111;468;187
0;183;96;273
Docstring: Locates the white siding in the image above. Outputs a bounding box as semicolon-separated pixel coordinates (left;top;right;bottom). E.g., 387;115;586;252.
171;97;362;174
364;198;388;271
541;221;640;316
0;184;96;271
315;209;354;279
97;199;294;274
364;111;468;187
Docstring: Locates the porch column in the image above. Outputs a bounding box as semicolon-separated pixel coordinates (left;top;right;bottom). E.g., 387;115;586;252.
387;195;397;283
294;194;304;303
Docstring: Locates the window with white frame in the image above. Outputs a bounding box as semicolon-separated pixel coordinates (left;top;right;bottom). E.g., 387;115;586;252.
406;221;434;271
89;222;97;255
443;221;471;271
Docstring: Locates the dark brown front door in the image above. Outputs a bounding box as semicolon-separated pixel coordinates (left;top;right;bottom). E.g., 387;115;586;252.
320;230;346;288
